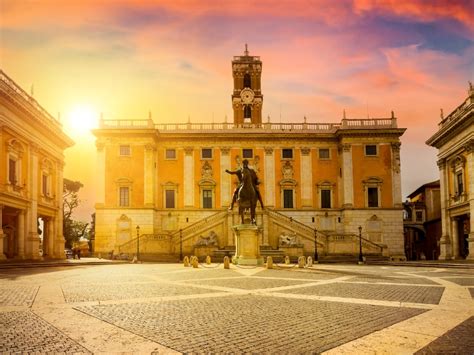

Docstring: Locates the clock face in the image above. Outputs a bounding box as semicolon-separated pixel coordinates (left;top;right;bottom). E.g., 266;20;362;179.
240;88;255;104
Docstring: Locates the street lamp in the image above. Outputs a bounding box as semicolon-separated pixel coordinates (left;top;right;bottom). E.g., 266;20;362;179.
136;225;140;262
358;225;363;263
179;228;183;261
314;228;319;262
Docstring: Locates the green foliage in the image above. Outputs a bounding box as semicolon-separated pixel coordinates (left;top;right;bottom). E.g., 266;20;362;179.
63;178;88;248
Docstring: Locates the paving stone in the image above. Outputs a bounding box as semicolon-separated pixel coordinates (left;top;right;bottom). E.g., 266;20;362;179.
0;285;39;306
442;278;474;286
255;268;341;280
62;282;223;303
155;268;243;281
415;316;474;354
280;283;445;304
349;277;440;285
76;295;426;354
182;276;315;289
0;310;90;353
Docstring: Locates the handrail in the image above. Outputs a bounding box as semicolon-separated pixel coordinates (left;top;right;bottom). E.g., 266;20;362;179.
328;234;384;253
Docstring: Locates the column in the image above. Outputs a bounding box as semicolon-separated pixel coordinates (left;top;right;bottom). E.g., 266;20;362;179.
391;142;402;207
300;148;312;207
96;142;105;207
184;147;194;207
341;144;353;208
220;147;231;208
17;210;25;259
144;145;156;206
438;158;452;260
262;212;269;245
48;218;55;257
28;144;40;259
452;218;459;259
0;205;5;260
466;142;474;260
55;162;65;258
264;147;275;207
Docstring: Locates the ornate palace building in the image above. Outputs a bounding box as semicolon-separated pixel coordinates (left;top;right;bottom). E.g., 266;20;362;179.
93;48;406;261
0;70;74;260
427;83;474;260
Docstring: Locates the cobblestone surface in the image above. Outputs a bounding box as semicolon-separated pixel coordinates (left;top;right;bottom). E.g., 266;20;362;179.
349;277;440;285
255;269;341;280
155;268;243;281
442;278;474;286
62;282;222;303
0;310;91;353
183;276;316;290
0;285;39;306
281;283;445;304
76;295;426;354
415;316;474;354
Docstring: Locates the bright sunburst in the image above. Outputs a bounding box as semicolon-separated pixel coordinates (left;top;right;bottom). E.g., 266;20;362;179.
68;104;98;134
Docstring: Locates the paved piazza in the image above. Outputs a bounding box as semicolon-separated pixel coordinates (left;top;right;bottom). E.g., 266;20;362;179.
0;262;473;354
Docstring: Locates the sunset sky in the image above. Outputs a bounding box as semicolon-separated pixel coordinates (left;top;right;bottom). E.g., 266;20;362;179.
1;0;473;221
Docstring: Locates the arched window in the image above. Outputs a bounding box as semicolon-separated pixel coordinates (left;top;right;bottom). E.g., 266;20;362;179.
243;73;251;88
244;105;251;119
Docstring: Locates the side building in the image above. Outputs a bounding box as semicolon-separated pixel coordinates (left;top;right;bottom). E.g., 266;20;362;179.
93;48;406;261
0;70;74;260
427;83;474;260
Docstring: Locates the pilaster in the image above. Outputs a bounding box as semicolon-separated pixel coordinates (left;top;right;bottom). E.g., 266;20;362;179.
144;144;156;206
220;147;231;208
341;144;353;208
17;210;25;259
183;147;194;207
437;158;452;260
264;147;275;207
300;148;312;207
96;141;105;207
391;142;402;207
0;205;6;260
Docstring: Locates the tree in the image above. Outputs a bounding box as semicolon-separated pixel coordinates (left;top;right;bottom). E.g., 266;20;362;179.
63;178;88;248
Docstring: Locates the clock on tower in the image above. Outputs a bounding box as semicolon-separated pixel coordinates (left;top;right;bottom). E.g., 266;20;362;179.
231;44;263;125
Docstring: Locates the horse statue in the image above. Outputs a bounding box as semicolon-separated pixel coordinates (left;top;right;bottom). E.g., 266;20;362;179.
237;165;258;224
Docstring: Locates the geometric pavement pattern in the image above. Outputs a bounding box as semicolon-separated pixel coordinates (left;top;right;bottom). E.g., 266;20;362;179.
0;263;473;354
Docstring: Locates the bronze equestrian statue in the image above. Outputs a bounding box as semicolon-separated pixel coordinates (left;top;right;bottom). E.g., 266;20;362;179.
226;159;263;224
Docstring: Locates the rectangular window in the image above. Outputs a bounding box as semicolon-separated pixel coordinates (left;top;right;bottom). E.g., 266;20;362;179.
42;175;48;195
202;189;212;208
319;148;330;159
165;149;176;159
365;145;377;156
201;148;212;159
282;148;293;159
283;189;294;208
8;159;16;184
368;187;379;207
321;189;331;208
119;145;131;156
415;211;423;222
457;172;464;194
119;187;129;207
165;190;175;208
242;149;253;159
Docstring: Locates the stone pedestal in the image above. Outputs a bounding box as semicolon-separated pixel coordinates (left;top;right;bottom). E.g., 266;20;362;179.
232;224;263;265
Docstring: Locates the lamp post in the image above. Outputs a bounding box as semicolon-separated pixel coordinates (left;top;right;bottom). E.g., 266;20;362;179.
358;226;363;263
179;228;183;262
314;228;319;262
136;225;140;262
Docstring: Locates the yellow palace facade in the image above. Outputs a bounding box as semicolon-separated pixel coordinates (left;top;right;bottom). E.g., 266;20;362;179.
93;49;406;261
0;70;74;260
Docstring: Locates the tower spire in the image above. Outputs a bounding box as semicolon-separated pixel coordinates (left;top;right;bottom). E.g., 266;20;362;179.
244;43;249;56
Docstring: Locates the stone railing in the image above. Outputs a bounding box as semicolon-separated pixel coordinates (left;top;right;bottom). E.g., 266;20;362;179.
327;234;384;254
98;118;398;132
0;70;61;129
438;95;473;129
169;210;229;243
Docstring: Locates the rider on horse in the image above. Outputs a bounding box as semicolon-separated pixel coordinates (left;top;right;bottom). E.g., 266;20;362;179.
225;159;264;210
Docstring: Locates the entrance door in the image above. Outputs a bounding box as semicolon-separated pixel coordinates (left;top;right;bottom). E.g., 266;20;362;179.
457;216;470;258
3;225;16;258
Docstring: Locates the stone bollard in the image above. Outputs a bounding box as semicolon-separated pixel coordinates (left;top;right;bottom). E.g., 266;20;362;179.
284;255;290;265
206;255;211;265
192;256;199;268
266;256;273;269
183;256;189;267
131;256;137;264
298;256;305;268
306;256;313;268
98;253;102;259
223;256;230;269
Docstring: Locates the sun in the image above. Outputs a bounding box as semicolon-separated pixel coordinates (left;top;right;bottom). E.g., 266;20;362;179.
67;104;98;134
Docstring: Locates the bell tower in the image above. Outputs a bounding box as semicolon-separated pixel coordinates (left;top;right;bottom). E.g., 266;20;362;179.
232;44;263;125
